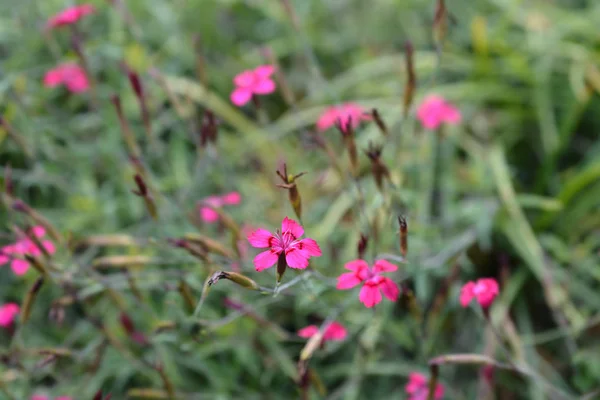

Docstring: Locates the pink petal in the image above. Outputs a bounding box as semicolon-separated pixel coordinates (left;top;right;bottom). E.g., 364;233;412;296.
247;229;276;248
230;87;253;106
379;277;400;302
336;272;363;290
297;238;321;257
43;69;63;87
200;207;219;223
474;278;499;308
316;107;340;132
442;104;461;124
254;65;275;79
324;322;347;341
221;191;241;205
65;73;90;93
233;70;255;87
11;259;29;275
254;250;279;271
359;284;382;308
42;241;56;255
297;325;319;338
459;281;476;307
281;217;304;239
285;248;309;269
32;226;46;238
0;303;19;327
252;78;276;95
344;259;368;271
373;259;398;273
405;372;427;394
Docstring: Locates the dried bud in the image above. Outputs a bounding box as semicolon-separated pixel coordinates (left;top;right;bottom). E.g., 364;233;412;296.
49;303;66;326
132;174;157;220
119;312;148;346
276;253;287;284
403;41;416;116
21;277;45;324
200;109;218;147
433;0;448;51
371;109;388;136
357;233;368;259
335;117;358;175
398;216;408;258
111;94;141;158
365;142;390;191
276;163;306;220
4;163;13;195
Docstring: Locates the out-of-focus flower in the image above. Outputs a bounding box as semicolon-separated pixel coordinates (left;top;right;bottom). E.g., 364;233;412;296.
316;103;371;132
460;278;499;309
298;321;347;342
46;4;95;29
0;226;56;276
43;63;89;93
405;372;444;400
336;259;399;308
247;217;321;271
230;65;276;106
416;95;461;130
0;303;20;328
197;191;241;223
31;396;49;400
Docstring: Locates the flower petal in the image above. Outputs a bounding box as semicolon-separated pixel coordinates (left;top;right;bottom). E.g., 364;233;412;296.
285;248;309;269
32;226;46;238
221;191;241;205
42;241;56;255
316;107;339;132
373;259;398;273
230;87;253;106
297;238;321;257
199;207;219;223
297;325;319;338
11;259;29;275
344;259;369;271
380;277;400;302
252;78;276;95
247;229;275;248
253;250;279;271
324;322;347;341
459;281;476;307
254;65;275;78
233;70;255;87
359;284;382;308
281;217;304;239
336;272;363;290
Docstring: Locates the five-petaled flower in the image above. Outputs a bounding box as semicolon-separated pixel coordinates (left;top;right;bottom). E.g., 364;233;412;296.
43;63;89;93
298;321;347;343
316;103;371;132
405;372;444;400
230;65;276;106
459;278;499;309
247;217;321;271
0;303;20;328
46;4;95;29
198;192;242;223
416;95;461;130
0;226;56;276
336;259;400;308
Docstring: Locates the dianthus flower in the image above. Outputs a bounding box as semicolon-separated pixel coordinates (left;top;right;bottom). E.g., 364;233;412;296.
298;321;347;343
405;372;444;400
459;278;499;309
43;63;89;93
0;303;20;328
230;65;276;106
198;191;241;223
416;95;461;130
46;4;95;29
336;259;399;308
0;226;56;276
316;103;371;132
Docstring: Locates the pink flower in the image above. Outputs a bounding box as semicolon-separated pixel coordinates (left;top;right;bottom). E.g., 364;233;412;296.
416;95;461;130
298;321;347;342
405;372;444;400
46;4;95;29
0;303;20;328
460;278;499;309
336;259;399;308
230;65;276;106
316;103;371;132
0;225;56;276
247;217;322;271
43;63;89;93
197;191;242;223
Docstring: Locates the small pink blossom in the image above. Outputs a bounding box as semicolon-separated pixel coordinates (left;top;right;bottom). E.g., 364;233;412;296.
298;321;347;342
336;259;400;308
46;4;95;29
460;278;499;309
230;65;276;106
247;217;321;271
416;95;461;130
0;225;56;276
405;372;444;400
43;63;89;93
316;103;371;132
0;303;20;328
197;191;242;223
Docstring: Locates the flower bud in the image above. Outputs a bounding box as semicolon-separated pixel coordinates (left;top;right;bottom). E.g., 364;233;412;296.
276;163;306;220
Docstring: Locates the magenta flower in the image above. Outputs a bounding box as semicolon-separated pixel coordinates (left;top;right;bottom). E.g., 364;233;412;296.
405;372;444;400
0;303;20;328
230;65;276;106
43;63;89;93
247;217;321;271
416;95;461;130
298;321;347;342
316;103;371;132
336;259;399;308
459;278;499;309
1;226;56;276
46;4;95;29
197;191;242;223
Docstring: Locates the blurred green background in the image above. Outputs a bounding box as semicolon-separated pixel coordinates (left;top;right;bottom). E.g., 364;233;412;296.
1;0;600;399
